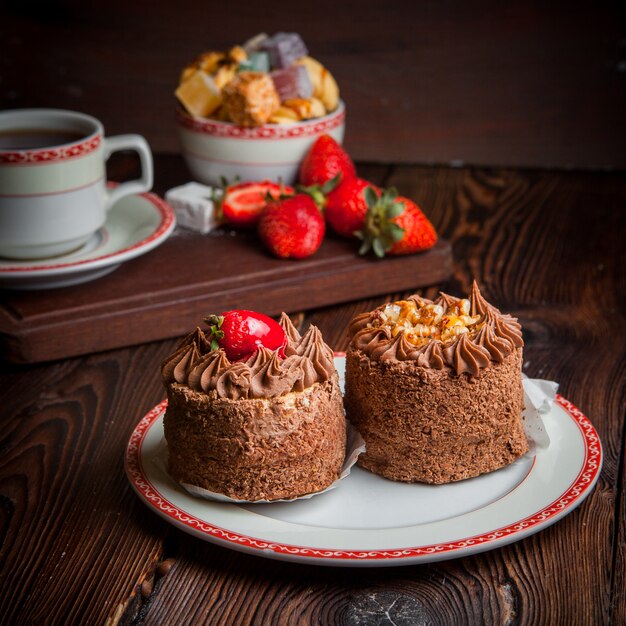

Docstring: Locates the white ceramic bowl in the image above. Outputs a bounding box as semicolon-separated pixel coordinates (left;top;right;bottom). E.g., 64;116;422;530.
176;101;345;185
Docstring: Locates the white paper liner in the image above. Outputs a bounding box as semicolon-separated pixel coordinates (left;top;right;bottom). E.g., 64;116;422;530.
152;420;366;504
522;375;557;450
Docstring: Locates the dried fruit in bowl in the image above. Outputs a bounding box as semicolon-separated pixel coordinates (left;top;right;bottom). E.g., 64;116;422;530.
175;71;222;118
270;66;313;101
176;33;340;125
295;56;340;112
222;72;280;127
260;32;308;69
268;106;301;125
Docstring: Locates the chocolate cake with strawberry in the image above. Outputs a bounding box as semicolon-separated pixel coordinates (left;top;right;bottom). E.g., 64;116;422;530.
162;310;346;501
344;282;528;484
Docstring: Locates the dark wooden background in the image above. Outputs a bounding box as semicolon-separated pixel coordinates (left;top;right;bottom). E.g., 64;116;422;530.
1;0;625;169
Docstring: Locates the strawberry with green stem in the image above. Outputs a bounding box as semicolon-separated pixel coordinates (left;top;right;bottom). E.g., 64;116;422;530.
356;187;438;257
204;310;287;361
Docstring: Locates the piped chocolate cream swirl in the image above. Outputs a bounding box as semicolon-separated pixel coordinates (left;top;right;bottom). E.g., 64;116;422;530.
162;313;336;400
348;281;523;376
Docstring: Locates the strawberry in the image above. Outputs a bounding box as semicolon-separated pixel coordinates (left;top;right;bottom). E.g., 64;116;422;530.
325;177;381;238
356;187;438;257
204;309;287;361
221;180;294;227
258;194;325;259
299;135;356;187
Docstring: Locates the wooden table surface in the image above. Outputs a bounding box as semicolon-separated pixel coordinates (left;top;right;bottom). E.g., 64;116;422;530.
1;156;624;624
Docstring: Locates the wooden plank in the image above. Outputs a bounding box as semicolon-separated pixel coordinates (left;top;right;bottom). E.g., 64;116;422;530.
0;234;452;363
0;158;450;364
1;2;624;169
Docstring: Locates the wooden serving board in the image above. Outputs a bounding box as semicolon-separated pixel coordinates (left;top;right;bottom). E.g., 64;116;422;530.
0;230;452;364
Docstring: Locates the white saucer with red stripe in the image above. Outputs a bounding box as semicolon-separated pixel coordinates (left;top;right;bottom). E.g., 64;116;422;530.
125;356;602;567
0;191;175;289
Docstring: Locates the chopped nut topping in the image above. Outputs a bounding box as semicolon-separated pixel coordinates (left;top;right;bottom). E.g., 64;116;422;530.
372;298;481;345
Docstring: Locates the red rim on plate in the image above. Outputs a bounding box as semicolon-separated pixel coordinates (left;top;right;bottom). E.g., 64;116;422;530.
125;390;602;565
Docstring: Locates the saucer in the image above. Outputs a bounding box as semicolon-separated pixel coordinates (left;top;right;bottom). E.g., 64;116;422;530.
0;191;176;289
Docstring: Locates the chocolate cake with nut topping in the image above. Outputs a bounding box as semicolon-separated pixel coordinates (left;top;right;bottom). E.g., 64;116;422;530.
344;282;527;484
162;314;346;501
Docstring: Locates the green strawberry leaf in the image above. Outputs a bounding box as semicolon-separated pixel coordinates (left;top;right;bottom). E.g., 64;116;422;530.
372;238;386;258
387;202;405;218
364;186;379;209
386;222;405;241
381;187;398;205
320;173;342;194
358;239;371;255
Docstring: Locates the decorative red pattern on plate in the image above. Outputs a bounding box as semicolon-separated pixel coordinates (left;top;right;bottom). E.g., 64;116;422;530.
0;190;175;273
177;107;345;139
125;394;602;562
0;135;101;165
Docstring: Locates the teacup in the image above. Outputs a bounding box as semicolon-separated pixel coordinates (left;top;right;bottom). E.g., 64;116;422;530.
0;108;153;260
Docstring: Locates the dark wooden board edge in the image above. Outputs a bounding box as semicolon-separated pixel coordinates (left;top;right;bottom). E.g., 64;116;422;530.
0;240;452;364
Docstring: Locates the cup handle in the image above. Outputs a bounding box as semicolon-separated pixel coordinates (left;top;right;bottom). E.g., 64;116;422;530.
103;134;154;210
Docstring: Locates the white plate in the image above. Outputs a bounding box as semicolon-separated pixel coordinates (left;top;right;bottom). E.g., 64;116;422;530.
126;356;602;567
0;191;175;289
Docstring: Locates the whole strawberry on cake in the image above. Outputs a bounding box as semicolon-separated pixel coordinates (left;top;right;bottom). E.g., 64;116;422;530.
344;282;527;484
162;310;346;501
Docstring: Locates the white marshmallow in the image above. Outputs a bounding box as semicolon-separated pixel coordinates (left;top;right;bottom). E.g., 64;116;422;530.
165;182;221;234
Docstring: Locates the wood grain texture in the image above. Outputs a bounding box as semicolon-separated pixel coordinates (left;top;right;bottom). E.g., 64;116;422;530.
0;342;175;624
0;159;452;364
1;1;624;169
1;164;624;625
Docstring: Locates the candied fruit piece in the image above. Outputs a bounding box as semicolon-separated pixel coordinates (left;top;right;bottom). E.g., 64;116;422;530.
242;32;269;54
196;51;225;74
270;65;313;101
222;71;280;126
283;97;326;120
268;106;300;124
295;56;339;111
239;51;270;74
261;32;308;69
175;70;221;117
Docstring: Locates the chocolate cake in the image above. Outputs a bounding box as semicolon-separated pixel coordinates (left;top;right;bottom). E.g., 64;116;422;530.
344;282;527;484
162;314;346;501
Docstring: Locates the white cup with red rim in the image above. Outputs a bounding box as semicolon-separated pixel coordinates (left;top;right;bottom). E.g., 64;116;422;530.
176;100;345;186
0;108;153;260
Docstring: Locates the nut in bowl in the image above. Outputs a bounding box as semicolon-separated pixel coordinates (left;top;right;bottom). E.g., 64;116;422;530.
175;32;346;185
